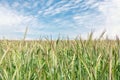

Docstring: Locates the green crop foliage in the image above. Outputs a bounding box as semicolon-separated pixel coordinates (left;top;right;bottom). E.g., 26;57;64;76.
0;34;120;80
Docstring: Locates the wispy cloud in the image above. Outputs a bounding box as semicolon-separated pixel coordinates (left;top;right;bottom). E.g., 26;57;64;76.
0;0;119;39
0;3;38;39
46;0;54;7
93;0;120;39
42;0;100;16
43;0;80;16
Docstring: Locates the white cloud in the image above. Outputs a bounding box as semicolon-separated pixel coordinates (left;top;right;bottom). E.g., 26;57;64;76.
74;0;120;39
0;4;37;39
96;0;120;39
46;0;54;7
43;0;100;16
43;0;81;16
33;1;40;8
38;0;120;39
0;6;33;26
1;0;120;40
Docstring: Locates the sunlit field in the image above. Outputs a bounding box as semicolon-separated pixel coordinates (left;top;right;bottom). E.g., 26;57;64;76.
0;33;120;80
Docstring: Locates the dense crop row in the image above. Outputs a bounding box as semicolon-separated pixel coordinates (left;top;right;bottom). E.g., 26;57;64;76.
0;35;120;80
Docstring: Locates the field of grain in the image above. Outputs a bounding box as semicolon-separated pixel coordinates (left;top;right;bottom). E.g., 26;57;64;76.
0;35;120;80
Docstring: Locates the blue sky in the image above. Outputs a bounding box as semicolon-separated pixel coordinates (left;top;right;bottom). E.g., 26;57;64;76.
0;0;120;39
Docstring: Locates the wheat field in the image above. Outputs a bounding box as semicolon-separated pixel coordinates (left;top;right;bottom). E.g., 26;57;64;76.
0;34;120;80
